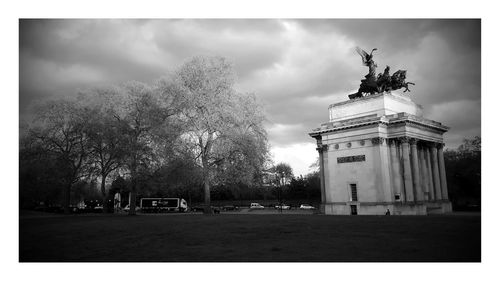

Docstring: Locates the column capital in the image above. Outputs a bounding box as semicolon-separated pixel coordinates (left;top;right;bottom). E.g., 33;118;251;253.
371;137;386;145
388;138;398;146
429;142;438;148
316;144;328;152
419;140;432;148
398;136;411;144
409;138;418;145
314;136;322;146
437;143;445;149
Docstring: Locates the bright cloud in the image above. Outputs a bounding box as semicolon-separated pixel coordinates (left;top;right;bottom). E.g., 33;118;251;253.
271;142;318;177
19;19;481;175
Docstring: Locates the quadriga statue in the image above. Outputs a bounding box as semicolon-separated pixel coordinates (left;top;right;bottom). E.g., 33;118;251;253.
348;47;415;100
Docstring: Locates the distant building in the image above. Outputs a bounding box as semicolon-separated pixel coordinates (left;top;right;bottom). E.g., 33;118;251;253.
261;170;291;187
261;171;277;187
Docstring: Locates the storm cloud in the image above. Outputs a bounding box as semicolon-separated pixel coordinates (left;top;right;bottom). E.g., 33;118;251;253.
19;19;481;175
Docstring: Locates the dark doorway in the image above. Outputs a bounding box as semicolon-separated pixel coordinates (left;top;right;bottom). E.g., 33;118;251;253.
350;205;358;215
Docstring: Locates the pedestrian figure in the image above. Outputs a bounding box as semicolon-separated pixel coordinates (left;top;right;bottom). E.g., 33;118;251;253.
385;208;391;215
114;192;121;212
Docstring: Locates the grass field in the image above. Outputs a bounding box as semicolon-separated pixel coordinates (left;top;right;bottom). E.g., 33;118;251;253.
19;212;480;262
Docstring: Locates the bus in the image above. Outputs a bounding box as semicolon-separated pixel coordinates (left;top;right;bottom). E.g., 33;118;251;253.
139;198;188;213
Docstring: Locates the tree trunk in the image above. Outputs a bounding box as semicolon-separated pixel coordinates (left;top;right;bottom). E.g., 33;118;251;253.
101;174;108;213
201;135;213;215
128;162;137;215
129;182;137;215
63;182;71;214
203;176;212;214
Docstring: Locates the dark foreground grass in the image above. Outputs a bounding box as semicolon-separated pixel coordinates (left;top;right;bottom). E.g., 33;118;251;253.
19;213;480;262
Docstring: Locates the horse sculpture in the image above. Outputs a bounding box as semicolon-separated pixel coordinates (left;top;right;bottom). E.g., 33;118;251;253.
348;47;415;100
389;70;415;93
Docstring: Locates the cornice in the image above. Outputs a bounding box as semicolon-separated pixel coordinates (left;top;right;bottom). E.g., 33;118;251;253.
310;113;449;137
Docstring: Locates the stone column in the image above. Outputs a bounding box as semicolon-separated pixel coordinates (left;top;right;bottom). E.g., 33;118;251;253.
410;138;423;202
398;143;406;200
372;137;391;202
315;137;327;212
419;144;430;201
400;137;414;202
389;139;403;202
430;143;442;201
437;143;449;200
425;146;435;201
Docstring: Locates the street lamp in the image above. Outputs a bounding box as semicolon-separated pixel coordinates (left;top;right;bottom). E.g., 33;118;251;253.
279;172;282;213
276;171;285;213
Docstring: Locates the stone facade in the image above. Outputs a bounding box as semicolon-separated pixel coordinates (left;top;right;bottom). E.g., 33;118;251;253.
310;92;452;215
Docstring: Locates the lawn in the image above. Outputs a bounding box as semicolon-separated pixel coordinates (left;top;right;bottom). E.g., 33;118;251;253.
19;212;480;262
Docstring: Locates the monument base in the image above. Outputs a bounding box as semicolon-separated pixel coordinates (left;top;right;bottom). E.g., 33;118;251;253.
319;204;326;214
321;201;452;215
425;201;453;214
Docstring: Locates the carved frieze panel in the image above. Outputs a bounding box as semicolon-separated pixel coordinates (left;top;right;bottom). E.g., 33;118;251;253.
337;155;366;164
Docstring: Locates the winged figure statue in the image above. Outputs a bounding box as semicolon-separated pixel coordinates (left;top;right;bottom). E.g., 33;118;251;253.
355;46;378;78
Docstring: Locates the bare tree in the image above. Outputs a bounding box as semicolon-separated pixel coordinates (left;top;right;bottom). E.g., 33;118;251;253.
111;80;185;215
21;56;268;216
29;99;90;214
79;89;127;212
175;56;269;214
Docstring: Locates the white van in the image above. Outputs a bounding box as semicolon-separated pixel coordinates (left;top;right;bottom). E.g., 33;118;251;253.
250;203;265;209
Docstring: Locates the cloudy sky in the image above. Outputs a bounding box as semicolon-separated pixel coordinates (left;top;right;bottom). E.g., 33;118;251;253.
19;19;481;176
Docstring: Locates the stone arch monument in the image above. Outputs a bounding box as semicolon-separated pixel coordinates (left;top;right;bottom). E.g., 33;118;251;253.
309;48;451;215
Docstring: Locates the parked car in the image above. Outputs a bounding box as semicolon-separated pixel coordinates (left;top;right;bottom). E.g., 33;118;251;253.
299;204;316;210
191;205;206;212
70;205;87;213
275;204;291;210
123;205;141;212
35;205;64;213
250;203;265;209
222;205;239;211
191;205;221;214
